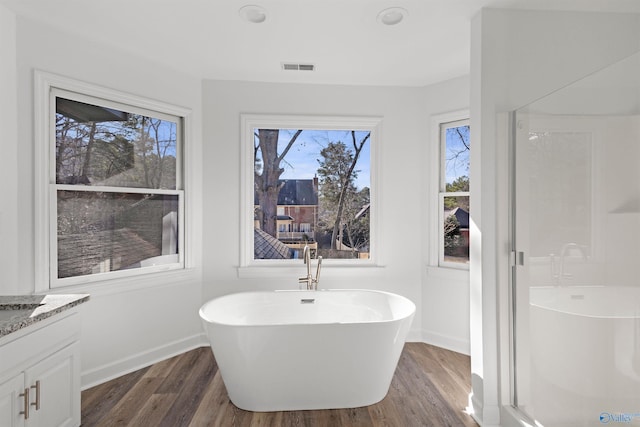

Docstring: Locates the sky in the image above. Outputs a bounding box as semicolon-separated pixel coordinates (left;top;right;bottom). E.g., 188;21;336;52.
444;125;470;185
255;128;371;190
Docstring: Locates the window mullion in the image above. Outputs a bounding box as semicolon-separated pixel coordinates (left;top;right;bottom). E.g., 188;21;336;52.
442;191;470;198
54;184;181;196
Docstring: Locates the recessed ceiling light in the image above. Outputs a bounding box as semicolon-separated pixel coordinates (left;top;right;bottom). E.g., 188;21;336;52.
239;5;267;24
377;7;408;26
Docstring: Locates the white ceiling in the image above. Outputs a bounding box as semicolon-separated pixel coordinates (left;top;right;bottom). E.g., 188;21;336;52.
2;0;640;87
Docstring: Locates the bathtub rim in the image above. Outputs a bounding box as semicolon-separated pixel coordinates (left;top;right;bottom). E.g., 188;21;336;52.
529;285;640;319
199;288;416;328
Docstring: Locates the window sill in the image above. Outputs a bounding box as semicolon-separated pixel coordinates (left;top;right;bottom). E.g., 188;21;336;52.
36;267;201;297
237;264;386;280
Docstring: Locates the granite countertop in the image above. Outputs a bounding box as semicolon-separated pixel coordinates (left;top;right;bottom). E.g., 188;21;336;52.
0;294;90;338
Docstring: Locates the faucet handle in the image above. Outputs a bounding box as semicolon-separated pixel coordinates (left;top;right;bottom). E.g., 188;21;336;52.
314;256;322;286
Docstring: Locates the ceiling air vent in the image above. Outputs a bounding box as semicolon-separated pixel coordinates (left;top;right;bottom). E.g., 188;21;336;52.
282;63;315;71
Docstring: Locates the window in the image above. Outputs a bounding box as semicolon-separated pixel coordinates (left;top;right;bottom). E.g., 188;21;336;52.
439;118;470;267
240;114;380;269
35;72;190;289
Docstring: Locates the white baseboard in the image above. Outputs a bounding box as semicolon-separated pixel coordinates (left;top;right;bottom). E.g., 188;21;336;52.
421;330;470;355
500;405;537;427
406;328;423;342
81;330;470;390
81;332;209;390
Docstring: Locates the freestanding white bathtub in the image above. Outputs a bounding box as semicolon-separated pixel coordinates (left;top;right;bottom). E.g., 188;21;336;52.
529;286;640;426
199;289;415;412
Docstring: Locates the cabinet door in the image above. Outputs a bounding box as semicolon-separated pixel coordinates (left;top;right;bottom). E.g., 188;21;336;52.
24;343;80;427
0;373;26;427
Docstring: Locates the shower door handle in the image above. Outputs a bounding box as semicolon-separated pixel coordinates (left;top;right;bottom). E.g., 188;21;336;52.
511;251;525;266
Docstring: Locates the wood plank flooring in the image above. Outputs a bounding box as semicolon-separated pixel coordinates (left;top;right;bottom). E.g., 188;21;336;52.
81;343;478;427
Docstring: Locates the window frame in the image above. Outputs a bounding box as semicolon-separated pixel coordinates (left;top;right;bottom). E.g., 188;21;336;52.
430;111;470;271
35;71;193;291
239;114;382;275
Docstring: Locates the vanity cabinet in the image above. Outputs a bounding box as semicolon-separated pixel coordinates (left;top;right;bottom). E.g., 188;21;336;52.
0;374;26;427
0;309;81;427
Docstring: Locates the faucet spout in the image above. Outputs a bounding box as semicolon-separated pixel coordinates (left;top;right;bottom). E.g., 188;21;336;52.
553;243;588;285
298;245;322;290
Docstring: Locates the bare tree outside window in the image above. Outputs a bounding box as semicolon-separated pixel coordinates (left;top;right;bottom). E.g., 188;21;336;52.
55;98;177;189
441;120;470;266
253;128;371;260
54;95;183;282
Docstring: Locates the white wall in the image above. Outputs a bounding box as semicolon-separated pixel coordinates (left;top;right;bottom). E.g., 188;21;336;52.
8;15;205;388
470;8;640;426
0;3;19;295
422;79;472;354
201;77;470;349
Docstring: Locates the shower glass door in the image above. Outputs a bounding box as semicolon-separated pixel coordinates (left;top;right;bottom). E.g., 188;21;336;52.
512;51;640;427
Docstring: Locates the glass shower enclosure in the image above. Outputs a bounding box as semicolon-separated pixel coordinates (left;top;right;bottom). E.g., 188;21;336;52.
512;51;640;426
